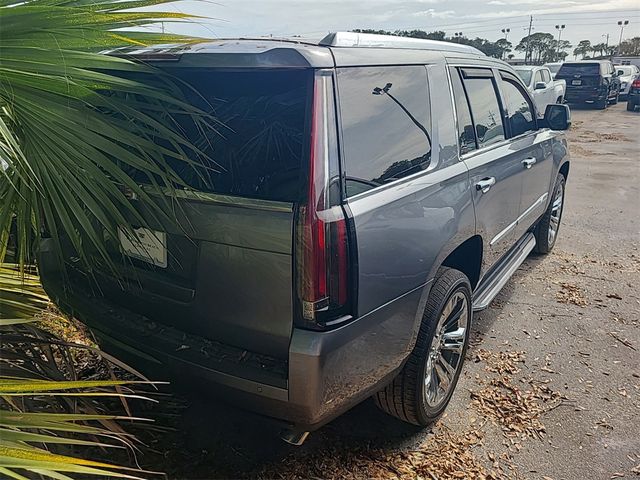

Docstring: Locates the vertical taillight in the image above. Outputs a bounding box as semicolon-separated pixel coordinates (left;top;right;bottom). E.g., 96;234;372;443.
297;70;351;330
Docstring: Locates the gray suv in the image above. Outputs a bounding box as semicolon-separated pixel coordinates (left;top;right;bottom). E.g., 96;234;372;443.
39;32;571;443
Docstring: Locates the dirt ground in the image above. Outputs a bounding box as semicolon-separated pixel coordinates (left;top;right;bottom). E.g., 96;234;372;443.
101;104;639;480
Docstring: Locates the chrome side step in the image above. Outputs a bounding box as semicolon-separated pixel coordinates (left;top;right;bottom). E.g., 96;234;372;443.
472;233;536;312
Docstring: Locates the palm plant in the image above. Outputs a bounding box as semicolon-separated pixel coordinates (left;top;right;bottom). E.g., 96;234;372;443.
1;264;161;478
0;0;217;272
0;0;217;477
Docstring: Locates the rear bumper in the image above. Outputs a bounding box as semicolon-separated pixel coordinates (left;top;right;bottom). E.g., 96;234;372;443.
564;87;607;104
39;240;427;430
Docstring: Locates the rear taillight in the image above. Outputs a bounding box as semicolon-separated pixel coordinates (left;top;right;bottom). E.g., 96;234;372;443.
632;79;640;88
296;71;351;330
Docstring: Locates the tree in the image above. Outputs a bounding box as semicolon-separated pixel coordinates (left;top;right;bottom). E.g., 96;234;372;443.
0;0;213;476
515;32;555;64
591;42;607;57
496;38;513;59
619;37;640;55
573;40;592;59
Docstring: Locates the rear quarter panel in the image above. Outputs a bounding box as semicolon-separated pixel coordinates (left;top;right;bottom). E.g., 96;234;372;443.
345;61;475;350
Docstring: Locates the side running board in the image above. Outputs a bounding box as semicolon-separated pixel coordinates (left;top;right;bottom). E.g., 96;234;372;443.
472;233;536;312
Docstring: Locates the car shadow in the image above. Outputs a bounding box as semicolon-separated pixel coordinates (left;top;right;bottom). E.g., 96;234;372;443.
112;256;544;479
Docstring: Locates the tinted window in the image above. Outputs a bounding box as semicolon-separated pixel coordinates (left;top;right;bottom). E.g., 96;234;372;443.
462;74;505;148
449;68;477;155
114;69;312;202
558;63;600;76
338;66;432;197
500;77;537;137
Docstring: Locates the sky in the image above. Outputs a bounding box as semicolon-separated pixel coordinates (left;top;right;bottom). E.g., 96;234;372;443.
159;0;640;54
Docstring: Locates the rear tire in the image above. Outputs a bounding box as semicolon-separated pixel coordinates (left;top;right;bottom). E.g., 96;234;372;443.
627;101;636;112
596;97;608;110
556;96;563;104
374;268;472;426
534;173;566;255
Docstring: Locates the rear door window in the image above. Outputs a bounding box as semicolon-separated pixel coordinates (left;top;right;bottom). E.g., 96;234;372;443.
337;66;432;197
461;69;506;148
542;69;552;83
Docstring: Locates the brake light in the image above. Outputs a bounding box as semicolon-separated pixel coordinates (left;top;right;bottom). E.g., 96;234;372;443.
297;71;350;330
632;79;640;88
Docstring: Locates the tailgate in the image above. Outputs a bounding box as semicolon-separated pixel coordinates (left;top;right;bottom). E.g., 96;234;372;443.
91;194;294;360
63;66;313;360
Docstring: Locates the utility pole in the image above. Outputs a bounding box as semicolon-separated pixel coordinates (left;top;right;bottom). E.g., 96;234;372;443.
555;24;565;61
602;33;610;58
525;15;533;64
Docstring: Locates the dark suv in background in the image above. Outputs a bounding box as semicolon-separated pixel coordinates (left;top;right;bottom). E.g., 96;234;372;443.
39;32;571;444
557;60;621;109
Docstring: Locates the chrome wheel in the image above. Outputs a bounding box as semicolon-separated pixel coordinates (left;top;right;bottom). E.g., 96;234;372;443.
424;291;470;408
548;181;564;246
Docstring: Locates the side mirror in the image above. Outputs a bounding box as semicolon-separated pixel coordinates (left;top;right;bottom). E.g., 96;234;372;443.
617;70;625;76
534;82;546;90
543;104;571;131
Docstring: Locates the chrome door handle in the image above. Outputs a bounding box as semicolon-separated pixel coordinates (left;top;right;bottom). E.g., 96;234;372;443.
523;157;537;169
475;177;496;194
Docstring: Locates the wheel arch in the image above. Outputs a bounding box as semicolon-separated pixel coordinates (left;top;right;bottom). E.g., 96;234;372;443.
439;235;483;291
559;160;570;180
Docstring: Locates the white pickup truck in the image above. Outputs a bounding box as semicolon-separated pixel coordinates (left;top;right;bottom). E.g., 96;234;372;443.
514;66;566;117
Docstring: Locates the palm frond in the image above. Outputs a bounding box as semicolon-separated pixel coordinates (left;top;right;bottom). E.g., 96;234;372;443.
0;0;216;273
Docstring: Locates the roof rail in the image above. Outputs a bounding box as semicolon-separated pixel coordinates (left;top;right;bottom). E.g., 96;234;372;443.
319;32;485;55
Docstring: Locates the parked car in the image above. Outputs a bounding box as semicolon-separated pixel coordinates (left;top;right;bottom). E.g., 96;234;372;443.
556;60;621;109
38;32;571;444
615;64;640;99
514;65;566;116
627;78;640;111
543;62;563;80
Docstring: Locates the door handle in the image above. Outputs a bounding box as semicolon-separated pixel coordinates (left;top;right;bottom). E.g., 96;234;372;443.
475;177;496;194
523;157;537;169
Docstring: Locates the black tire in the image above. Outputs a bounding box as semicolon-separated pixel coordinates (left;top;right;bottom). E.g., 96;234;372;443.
610;92;619;105
374;268;472;426
627;101;636;112
556;96;563;104
596;97;608;110
534;173;566;255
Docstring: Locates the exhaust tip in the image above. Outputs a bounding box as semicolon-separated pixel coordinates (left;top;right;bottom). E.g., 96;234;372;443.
280;429;310;446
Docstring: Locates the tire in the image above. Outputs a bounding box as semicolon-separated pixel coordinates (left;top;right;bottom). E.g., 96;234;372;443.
627;101;636;112
534;173;566;255
596;97;608;110
556;96;563;104
374;268;472;426
610;92;619;105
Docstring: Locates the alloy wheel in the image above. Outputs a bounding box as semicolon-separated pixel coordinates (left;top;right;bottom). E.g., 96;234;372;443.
548;181;564;246
424;291;470;408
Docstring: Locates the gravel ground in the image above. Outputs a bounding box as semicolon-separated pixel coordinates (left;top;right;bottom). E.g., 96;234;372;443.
102;104;639;480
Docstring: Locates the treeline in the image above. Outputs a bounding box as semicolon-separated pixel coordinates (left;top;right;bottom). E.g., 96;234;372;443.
353;29;640;63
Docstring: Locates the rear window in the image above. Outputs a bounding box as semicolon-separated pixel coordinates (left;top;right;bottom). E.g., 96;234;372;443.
558;63;600;76
546;64;561;74
116;68;312;203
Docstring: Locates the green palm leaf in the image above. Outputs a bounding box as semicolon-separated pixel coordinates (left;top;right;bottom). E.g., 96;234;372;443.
0;0;216;273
